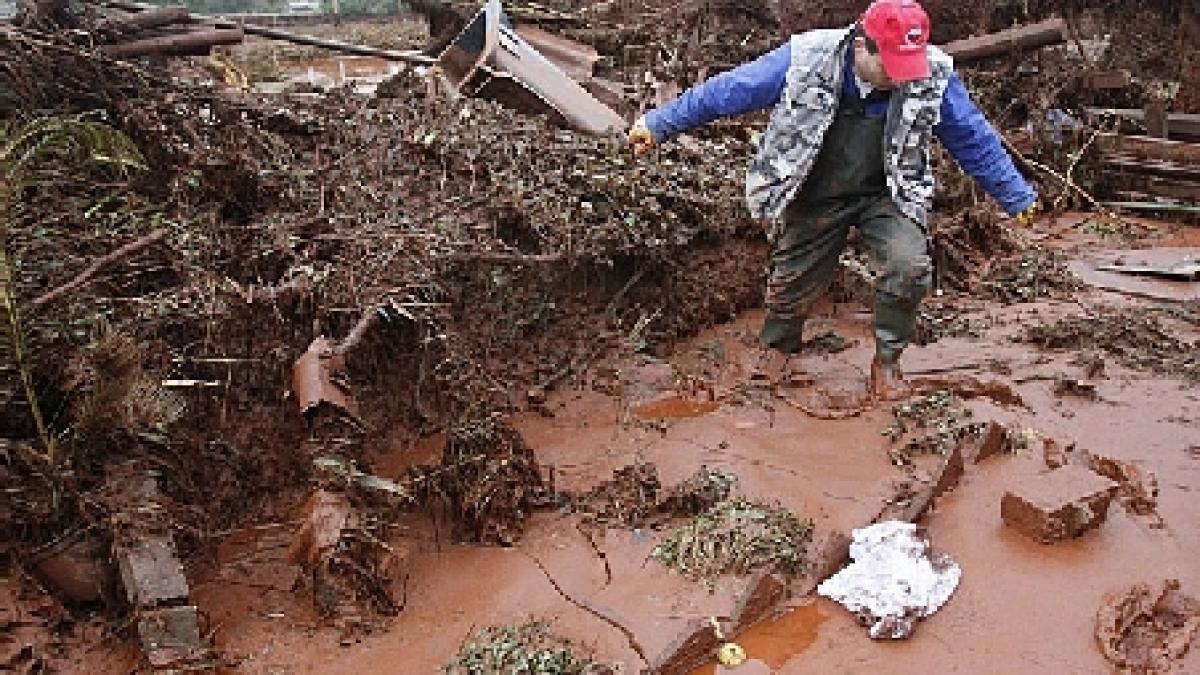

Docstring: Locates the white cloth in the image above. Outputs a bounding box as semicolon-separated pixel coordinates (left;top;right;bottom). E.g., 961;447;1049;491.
817;520;961;639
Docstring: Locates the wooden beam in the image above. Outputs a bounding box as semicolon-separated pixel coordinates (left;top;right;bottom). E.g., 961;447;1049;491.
941;18;1069;64
101;27;245;58
1096;134;1200;166
1101;155;1200;182
98;6;190;35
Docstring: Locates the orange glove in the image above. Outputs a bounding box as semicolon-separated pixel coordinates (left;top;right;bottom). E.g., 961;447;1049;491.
627;115;657;157
1014;202;1039;226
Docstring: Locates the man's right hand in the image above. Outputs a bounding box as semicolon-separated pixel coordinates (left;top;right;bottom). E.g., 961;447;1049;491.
627;116;657;157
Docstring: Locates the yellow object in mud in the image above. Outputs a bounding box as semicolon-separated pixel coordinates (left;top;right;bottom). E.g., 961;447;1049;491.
716;642;747;667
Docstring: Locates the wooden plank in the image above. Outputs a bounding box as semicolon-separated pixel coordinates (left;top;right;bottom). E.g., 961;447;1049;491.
1096;134;1200;166
1108;175;1200;203
1085;108;1200;140
1102;154;1200;182
1077;70;1131;91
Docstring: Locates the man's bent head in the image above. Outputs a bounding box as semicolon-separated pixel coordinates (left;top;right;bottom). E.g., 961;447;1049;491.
857;0;932;86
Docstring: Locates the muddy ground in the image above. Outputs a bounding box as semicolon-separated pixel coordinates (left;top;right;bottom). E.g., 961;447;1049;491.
3;2;1200;674
6;217;1199;673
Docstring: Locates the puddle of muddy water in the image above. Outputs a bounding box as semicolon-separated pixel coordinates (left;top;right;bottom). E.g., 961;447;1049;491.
691;601;830;674
634;396;721;420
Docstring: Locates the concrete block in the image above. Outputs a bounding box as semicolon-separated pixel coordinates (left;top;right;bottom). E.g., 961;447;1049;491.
1001;465;1118;543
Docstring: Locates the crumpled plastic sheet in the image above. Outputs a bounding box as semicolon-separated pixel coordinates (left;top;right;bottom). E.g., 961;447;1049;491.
817;520;961;639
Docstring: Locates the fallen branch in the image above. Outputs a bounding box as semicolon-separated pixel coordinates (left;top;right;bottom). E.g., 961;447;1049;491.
32;228;166;307
523;552;649;668
999;134;1128;228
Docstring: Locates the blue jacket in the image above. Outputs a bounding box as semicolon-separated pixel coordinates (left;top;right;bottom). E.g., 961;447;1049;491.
644;43;1037;216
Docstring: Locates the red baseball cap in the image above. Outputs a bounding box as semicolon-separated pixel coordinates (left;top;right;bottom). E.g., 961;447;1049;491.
861;0;932;82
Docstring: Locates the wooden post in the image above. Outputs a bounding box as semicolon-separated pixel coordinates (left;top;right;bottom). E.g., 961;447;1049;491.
1145;98;1170;139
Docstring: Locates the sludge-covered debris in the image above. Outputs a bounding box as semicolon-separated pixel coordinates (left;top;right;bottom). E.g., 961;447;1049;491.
570;464;737;528
657;466;738;518
883;390;984;467
650;499;812;583
411;414;547;545
982;248;1081;304
445;619;617;675
1020;306;1200;381
1095;579;1200;674
914;297;992;344
288;489;403;634
571;461;662;528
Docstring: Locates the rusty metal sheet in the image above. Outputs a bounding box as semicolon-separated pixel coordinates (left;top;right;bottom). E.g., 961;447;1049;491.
513;24;599;83
292;336;358;418
435;0;626;135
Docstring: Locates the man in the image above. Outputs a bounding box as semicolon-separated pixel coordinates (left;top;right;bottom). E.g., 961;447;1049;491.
627;0;1037;400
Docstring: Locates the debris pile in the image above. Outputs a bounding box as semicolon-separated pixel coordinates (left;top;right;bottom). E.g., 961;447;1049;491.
883;390;983;467
1021;306;1200;381
415;414;547;545
1095;579;1200;674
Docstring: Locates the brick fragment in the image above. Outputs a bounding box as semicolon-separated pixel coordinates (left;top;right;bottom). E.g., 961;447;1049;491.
115;535;190;608
1001;465;1118;543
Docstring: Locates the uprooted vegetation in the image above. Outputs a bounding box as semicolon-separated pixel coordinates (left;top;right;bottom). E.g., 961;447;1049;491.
445;619;616;675
570;463;737;529
650;499;813;583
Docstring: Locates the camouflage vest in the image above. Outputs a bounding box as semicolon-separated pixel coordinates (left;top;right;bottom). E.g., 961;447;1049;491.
745;27;954;226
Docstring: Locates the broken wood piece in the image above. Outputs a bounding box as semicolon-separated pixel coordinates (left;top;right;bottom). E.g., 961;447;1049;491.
1096;134;1200;167
941;18;1068;64
312;457;411;501
102;27;245;58
1096;580;1200;674
650;619;722;675
1102;201;1200;215
287;490;355;568
1145;98;1170;139
874;443;965;524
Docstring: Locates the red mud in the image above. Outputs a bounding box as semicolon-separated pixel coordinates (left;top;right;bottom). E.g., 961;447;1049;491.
25;221;1200;673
